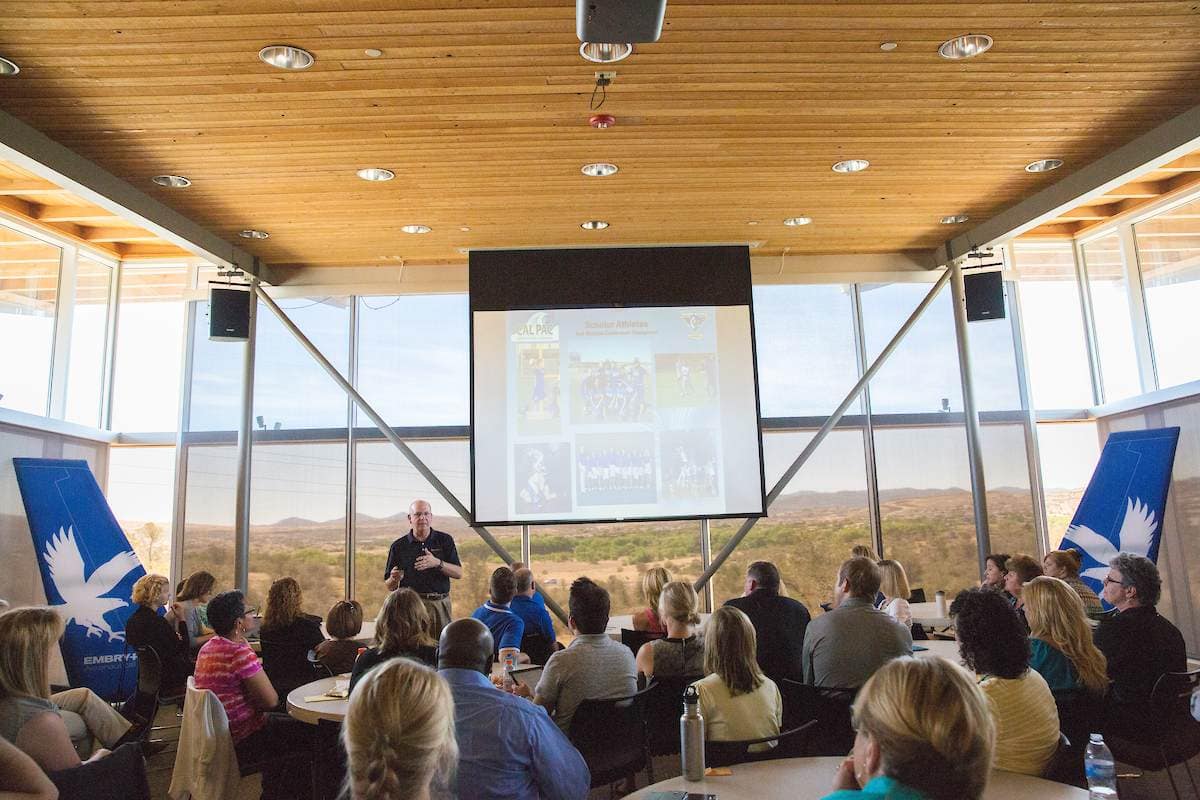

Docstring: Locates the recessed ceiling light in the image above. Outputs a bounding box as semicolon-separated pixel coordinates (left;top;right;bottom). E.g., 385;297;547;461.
258;45;315;70
460;226;472;232
940;214;970;224
364;48;383;58
783;216;813;226
401;224;431;234
879;42;898;52
356;167;395;182
832;159;870;174
746;221;759;226
579;42;632;64
239;229;270;239
938;34;993;60
0;57;19;77
581;162;619;177
152;175;191;188
1025;158;1064;173
581;220;610;230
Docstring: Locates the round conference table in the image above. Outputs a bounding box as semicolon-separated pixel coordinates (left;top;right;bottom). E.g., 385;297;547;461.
625;756;1088;799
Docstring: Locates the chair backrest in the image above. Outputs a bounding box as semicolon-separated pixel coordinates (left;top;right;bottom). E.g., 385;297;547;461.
48;742;150;800
1042;731;1086;788
643;674;704;756
780;679;858;756
119;646;163;736
620;628;664;658
908;588;927;604
313;718;348;800
705;719;818;768
1150;669;1200;717
569;685;652;787
520;630;556;666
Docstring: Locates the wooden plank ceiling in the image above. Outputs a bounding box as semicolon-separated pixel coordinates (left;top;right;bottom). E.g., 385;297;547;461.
1;1;1199;271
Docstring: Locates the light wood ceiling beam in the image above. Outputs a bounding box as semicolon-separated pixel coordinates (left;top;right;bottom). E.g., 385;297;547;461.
80;226;164;243
0;178;67;195
32;204;124;223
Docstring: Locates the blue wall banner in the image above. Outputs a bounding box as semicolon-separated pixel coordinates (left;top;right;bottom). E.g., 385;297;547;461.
1060;427;1180;596
13;458;145;699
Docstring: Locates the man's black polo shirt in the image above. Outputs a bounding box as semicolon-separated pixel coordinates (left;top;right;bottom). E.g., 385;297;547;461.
383;529;461;596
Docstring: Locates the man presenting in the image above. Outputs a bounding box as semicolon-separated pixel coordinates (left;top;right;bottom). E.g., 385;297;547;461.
383;499;462;636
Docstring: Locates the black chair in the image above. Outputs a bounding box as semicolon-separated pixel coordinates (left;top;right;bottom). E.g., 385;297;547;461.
1105;670;1200;800
568;685;654;789
620;628;665;658
780;679;858;756
910;622;929;640
520;630;556;666
1050;688;1102;788
705;720;818;768
908;588;927;604
312;718;348;800
643;674;704;758
260;633;326;703
48;742;150;800
1042;732;1081;788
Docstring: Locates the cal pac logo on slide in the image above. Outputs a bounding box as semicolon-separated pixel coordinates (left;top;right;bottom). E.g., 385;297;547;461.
511;311;559;342
679;311;708;341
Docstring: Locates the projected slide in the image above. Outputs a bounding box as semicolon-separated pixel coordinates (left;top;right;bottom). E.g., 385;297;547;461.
473;305;764;524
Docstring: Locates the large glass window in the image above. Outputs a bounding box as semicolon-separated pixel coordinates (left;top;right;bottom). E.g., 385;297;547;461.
254;297;350;431
188;300;246;432
860;283;962;413
1037;421;1101;548
1082;234;1142;403
980;424;1038;557
711;428;871;613
64;255;112;427
180;445;237;592
111;265;189;431
1011;242;1095;409
1134;196;1200;389
752;284;860;417
0;226;60;416
965;285;1022;412
107;446;175;575
356;294;469;426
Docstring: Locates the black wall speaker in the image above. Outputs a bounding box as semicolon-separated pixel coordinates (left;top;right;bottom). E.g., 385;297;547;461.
964;271;1006;322
577;0;667;44
209;287;251;341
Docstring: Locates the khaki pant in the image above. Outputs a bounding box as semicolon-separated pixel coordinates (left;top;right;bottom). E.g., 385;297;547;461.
52;687;132;758
422;595;453;639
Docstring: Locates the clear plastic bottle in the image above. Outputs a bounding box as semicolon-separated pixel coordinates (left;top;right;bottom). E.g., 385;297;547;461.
680;684;705;782
502;652;516;692
1084;733;1118;799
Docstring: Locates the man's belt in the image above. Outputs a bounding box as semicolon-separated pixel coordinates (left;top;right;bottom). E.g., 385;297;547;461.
419;592;449;600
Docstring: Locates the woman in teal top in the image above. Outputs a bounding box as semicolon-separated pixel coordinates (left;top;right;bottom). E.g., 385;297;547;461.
1023;576;1109;695
1028;637;1081;690
822;656;995;800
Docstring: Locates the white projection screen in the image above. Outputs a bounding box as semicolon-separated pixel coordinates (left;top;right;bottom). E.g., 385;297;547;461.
470;246;766;525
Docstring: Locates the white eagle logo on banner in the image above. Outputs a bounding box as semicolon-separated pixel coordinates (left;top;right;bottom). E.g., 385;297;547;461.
42;526;139;642
1063;497;1158;582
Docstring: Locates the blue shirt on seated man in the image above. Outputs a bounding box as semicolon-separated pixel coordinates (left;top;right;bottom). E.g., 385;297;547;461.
438;618;589;800
471;566;525;655
511;566;556;641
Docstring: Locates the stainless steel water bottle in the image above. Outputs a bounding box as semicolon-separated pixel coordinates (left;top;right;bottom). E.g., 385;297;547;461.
680;684;705;781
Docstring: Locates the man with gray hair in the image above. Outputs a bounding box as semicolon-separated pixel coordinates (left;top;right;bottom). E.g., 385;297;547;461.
1094;552;1186;738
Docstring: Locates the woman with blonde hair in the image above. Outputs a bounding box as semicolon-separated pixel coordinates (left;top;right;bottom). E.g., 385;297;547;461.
259;577;325;699
632;566;672;634
691;606;781;749
635;581;705;679
125;573;192;695
1042;549;1103;615
876;560;913;627
823;656;996;800
350;588;438;691
1023;576;1108;694
343;658;457;800
0;607;131;772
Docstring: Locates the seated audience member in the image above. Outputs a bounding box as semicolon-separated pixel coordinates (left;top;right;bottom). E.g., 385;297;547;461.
0;607;130;772
1003;554;1043;614
876;560;913;627
343;659;457;800
632;566;671;634
471;567;525;659
0;736;58;800
349;588;438;691
175;570;217;650
636;581;705;680
724;561;811;684
437;618;589;800
851;545;878;561
194;591;313;800
803;558;912;688
980;553;1011;593
125;573;192;696
258;577;325;700
950;588;1058;776
822;656;995;800
511;567;556;643
313;600;364;676
1042;549;1103;616
692;606;782;750
524;577;637;733
1022;576;1108;694
1094;552;1187;739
